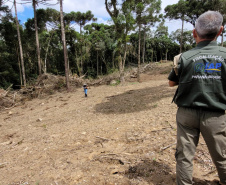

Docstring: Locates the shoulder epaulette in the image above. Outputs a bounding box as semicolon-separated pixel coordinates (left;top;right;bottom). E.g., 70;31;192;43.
219;46;226;53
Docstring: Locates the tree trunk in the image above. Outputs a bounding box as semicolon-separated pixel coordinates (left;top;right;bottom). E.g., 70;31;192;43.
80;26;83;75
14;0;26;87
44;34;52;74
221;31;224;47
155;51;157;62
102;55;108;74
75;51;81;76
137;24;141;83
100;54;102;75
142;29;146;64
151;50;153;63
112;51;115;69
97;50;99;76
60;0;70;90
165;49;168;61
80;47;83;75
118;55;124;83
68;58;70;76
180;18;184;54
122;43;127;72
16;47;23;87
33;0;41;75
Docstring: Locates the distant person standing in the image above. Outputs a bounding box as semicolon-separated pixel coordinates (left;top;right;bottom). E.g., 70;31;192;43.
83;84;88;97
168;11;226;185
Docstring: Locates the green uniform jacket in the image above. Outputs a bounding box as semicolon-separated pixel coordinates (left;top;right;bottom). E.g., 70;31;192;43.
169;40;226;111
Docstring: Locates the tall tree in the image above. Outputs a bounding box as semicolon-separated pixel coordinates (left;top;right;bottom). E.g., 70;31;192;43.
213;0;226;46
155;21;169;60
165;0;226;47
170;29;194;51
166;0;224;27
0;0;12;20
41;8;60;73
165;0;188;53
66;11;94;34
24;8;60;76
105;0;134;83
22;0;56;75
84;23;115;76
65;11;95;75
59;0;70;90
134;0;161;82
0;10;21;88
14;0;26;87
32;0;42;75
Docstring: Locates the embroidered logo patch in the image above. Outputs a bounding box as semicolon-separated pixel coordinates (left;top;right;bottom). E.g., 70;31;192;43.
194;63;221;73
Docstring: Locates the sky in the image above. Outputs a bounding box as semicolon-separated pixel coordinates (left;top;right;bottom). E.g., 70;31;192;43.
5;0;194;34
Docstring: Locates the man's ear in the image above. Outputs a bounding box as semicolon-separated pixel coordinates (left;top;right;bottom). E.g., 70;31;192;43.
193;29;199;43
193;29;198;39
216;26;224;37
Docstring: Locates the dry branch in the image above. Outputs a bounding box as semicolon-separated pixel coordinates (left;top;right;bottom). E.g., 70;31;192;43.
161;142;176;151
0;84;13;98
95;136;109;141
151;127;172;132
3;104;17;110
203;169;216;176
0;162;7;168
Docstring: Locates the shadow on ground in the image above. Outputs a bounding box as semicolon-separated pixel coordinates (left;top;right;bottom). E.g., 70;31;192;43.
193;177;221;185
123;160;220;185
95;84;175;114
124;159;176;185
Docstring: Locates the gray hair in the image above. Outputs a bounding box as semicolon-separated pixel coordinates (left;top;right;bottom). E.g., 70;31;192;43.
195;11;223;39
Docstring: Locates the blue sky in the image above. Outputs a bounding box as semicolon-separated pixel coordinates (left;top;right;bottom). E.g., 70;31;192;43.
6;0;194;34
17;6;34;23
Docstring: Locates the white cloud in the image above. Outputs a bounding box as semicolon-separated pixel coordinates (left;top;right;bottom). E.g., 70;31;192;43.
161;0;194;34
5;0;33;14
63;0;109;19
166;20;194;35
96;17;111;25
15;3;25;13
161;0;179;12
5;0;195;33
7;0;181;21
36;0;109;20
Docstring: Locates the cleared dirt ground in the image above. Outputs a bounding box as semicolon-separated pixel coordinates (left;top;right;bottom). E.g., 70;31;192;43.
0;63;221;185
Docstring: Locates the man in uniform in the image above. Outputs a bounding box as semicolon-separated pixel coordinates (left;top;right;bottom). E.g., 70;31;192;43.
168;11;226;185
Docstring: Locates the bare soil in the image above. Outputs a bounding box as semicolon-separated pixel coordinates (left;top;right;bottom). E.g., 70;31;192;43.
0;63;221;185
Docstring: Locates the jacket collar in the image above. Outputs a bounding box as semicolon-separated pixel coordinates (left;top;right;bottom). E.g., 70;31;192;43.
196;40;218;48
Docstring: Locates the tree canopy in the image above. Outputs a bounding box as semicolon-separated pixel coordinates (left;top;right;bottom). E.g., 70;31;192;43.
0;0;226;89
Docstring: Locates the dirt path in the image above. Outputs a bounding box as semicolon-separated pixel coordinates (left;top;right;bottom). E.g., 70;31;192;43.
0;69;220;185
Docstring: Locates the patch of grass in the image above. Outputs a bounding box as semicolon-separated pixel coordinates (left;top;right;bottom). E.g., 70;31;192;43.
160;70;171;74
152;104;158;108
42;124;47;129
17;139;24;145
110;80;120;86
49;90;54;95
129;82;139;85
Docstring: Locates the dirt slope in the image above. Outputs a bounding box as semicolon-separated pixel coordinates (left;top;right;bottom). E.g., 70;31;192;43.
0;63;220;185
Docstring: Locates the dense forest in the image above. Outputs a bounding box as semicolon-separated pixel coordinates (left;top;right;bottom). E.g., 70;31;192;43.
0;0;226;89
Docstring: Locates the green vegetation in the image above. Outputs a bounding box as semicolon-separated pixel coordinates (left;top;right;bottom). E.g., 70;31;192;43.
0;0;226;89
